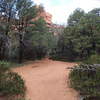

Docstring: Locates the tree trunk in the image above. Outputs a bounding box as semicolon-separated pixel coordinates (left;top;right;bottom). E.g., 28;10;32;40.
18;34;23;63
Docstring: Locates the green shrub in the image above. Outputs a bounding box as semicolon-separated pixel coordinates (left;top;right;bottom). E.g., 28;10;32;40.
0;61;11;73
84;54;100;64
84;96;100;100
69;64;100;98
0;72;26;97
0;61;26;100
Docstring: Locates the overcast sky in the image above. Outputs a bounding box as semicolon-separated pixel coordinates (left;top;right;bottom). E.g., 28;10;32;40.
33;0;100;24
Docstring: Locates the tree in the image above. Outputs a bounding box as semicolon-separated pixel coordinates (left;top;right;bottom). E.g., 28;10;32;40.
89;8;100;16
0;0;56;62
78;13;100;55
57;8;100;61
0;0;17;60
15;0;38;63
68;8;85;26
25;17;56;59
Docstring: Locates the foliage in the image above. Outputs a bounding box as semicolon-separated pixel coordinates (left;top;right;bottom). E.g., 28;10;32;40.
0;61;11;73
0;72;26;97
69;64;100;99
84;54;100;64
0;0;17;60
0;0;39;63
0;61;26;100
24;17;56;60
68;8;85;26
55;8;100;61
0;0;56;62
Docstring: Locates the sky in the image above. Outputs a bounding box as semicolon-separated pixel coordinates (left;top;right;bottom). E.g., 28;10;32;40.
33;0;100;24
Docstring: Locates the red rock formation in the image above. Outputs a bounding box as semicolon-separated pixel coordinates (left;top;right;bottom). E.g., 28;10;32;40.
31;6;64;35
32;6;52;27
39;11;52;25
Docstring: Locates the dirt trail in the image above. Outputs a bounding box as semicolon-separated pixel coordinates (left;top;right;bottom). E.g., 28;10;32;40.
14;59;78;100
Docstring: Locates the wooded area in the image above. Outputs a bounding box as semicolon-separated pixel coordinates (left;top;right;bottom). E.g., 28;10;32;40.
51;8;100;61
0;0;56;63
0;0;100;100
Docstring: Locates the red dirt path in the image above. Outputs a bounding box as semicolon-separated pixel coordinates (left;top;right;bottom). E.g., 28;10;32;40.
14;59;79;100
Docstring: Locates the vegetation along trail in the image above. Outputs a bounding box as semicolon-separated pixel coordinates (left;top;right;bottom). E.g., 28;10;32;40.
14;59;78;100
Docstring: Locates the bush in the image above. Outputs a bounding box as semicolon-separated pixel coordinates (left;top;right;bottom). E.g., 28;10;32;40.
83;54;100;64
0;72;26;96
0;61;26;100
0;61;11;73
84;96;100;100
69;64;100;99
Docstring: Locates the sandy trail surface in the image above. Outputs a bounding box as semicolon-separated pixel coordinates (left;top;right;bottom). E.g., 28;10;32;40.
14;59;78;100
